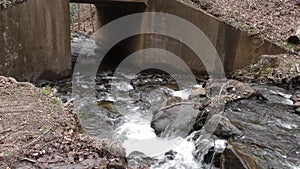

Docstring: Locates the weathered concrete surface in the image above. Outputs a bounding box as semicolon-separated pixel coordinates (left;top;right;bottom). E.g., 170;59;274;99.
0;0;71;81
94;0;286;74
93;1;146;71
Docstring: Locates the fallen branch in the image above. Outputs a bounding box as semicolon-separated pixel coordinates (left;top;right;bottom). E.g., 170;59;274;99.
21;157;44;169
23;125;56;149
160;101;208;111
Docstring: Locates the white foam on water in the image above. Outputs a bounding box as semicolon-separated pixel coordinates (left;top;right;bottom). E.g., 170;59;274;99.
116;104;201;168
117;122;156;140
214;139;227;153
171;89;191;100
116;115;183;157
123;137;184;158
280;122;298;129
152;138;201;169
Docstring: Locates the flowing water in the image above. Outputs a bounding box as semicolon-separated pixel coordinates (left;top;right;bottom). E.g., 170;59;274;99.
44;34;300;168
56;72;206;168
49;71;300;169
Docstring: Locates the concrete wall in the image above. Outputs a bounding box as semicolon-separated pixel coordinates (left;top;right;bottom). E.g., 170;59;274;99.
94;0;286;74
0;0;71;81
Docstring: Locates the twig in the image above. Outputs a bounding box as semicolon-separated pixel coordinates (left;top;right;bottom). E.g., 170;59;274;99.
0;128;12;134
40;159;65;164
159;102;205;111
21;157;45;169
21;157;38;163
23;125;56;148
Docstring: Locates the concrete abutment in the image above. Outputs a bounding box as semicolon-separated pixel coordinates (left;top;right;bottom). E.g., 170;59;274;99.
0;0;286;80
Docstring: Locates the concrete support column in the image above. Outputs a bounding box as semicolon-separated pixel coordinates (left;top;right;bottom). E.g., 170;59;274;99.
0;0;71;81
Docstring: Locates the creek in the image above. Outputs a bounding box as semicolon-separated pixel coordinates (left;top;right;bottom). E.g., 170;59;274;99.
38;34;300;169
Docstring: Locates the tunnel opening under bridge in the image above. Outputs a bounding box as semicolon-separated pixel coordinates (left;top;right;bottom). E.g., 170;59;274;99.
69;1;151;74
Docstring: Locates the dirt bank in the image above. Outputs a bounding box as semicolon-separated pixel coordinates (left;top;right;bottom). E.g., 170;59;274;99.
183;0;300;47
0;76;127;169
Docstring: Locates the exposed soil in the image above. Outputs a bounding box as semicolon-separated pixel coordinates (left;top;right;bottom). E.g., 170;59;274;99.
0;76;127;169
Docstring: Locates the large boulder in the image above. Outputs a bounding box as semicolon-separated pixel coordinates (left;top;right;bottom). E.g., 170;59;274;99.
151;105;199;137
224;99;300;168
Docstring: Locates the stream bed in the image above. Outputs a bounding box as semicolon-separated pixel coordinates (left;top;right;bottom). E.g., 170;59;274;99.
41;71;300;169
38;34;300;169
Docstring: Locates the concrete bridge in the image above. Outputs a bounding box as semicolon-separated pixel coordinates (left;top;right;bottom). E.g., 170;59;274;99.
0;0;285;80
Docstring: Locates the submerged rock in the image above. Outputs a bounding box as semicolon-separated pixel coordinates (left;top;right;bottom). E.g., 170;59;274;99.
127;151;152;169
97;100;122;119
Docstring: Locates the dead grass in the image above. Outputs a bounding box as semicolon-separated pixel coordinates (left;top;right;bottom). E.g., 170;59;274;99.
0;76;127;169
